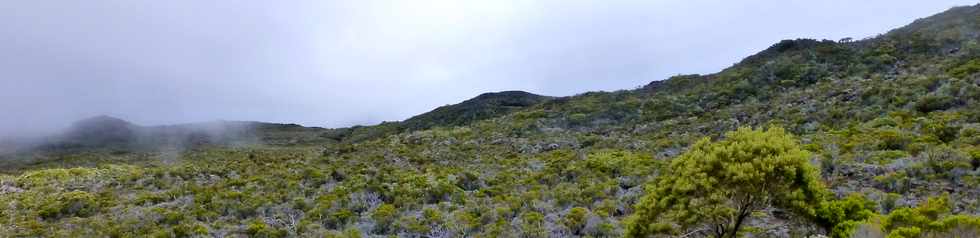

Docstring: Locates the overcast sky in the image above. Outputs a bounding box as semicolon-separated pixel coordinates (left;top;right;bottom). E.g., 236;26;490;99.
1;0;975;135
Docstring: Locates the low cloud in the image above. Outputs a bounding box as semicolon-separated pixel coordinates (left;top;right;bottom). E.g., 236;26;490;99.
1;0;973;137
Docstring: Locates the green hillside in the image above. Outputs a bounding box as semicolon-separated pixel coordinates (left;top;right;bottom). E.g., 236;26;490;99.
3;4;980;238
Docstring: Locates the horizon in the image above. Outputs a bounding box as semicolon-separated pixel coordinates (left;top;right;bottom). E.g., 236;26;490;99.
2;0;975;136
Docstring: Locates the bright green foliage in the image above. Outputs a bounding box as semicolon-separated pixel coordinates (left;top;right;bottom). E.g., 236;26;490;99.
815;194;877;238
865;194;980;238
626;127;825;238
883;195;950;236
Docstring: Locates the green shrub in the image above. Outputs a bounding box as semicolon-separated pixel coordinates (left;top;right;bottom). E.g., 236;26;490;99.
173;223;208;237
923;146;972;177
815;194;877;238
861;194;980;237
563;207;589;235
39;191;99;219
371;204;397;233
877;129;913;150
521;212;547;238
881;193;902;213
246;220;286;238
949;59;980;78
868;150;909;165
875;172;911;193
914;94;956;113
626;127;826;237
17;167;97;188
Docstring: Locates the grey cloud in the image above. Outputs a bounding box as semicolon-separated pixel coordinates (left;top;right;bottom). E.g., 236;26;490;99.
0;0;974;136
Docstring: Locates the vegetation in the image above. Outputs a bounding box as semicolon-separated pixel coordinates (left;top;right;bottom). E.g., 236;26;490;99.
627;127;824;238
3;4;980;238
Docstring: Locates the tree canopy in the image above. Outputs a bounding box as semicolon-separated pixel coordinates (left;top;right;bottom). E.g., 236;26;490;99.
626;127;826;238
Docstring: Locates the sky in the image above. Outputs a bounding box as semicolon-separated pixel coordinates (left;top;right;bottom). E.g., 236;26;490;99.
0;0;976;135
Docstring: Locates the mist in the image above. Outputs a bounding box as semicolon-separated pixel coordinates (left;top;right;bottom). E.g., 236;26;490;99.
1;0;975;137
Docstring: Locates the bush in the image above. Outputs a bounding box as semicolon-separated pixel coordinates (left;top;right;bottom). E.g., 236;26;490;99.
39;191;99;219
949;59;980;79
968;148;980;170
914;94;957;113
563;207;589;235
246;220;286;238
173;223;208;237
626;127;826;237
854;194;980;237
520;212;547;238
371;204;397;233
17;167;97;188
815;194;877;238
923;146;973;178
868;150;910;165
877;129;912;151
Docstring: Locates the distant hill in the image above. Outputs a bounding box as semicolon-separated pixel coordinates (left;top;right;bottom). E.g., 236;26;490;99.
29;116;329;154
400;91;551;131
47;115;138;150
325;90;551;143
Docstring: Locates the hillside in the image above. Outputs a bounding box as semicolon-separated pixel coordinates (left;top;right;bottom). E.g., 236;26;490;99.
321;91;552;143
2;4;980;237
400;91;551;131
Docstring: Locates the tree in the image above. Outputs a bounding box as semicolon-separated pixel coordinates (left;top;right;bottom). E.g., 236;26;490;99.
626;127;825;238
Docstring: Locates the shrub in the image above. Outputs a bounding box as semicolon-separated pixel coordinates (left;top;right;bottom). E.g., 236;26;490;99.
868;150;910;165
923;146;972;179
626;127;826;237
172;223;208;237
563;207;589;235
877;129;913;150
815;194;877;238
39;191;99;219
881;193;902;214
520;212;547;238
914;94;956;113
968;148;980;170
450;210;480;234
875;172;911;193
17;167;97;188
949;59;980;79
371;204;397;233
246;220;286;238
852;194;980;237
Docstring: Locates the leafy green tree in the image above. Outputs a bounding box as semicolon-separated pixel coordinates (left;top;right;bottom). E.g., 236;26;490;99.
626;127;825;238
